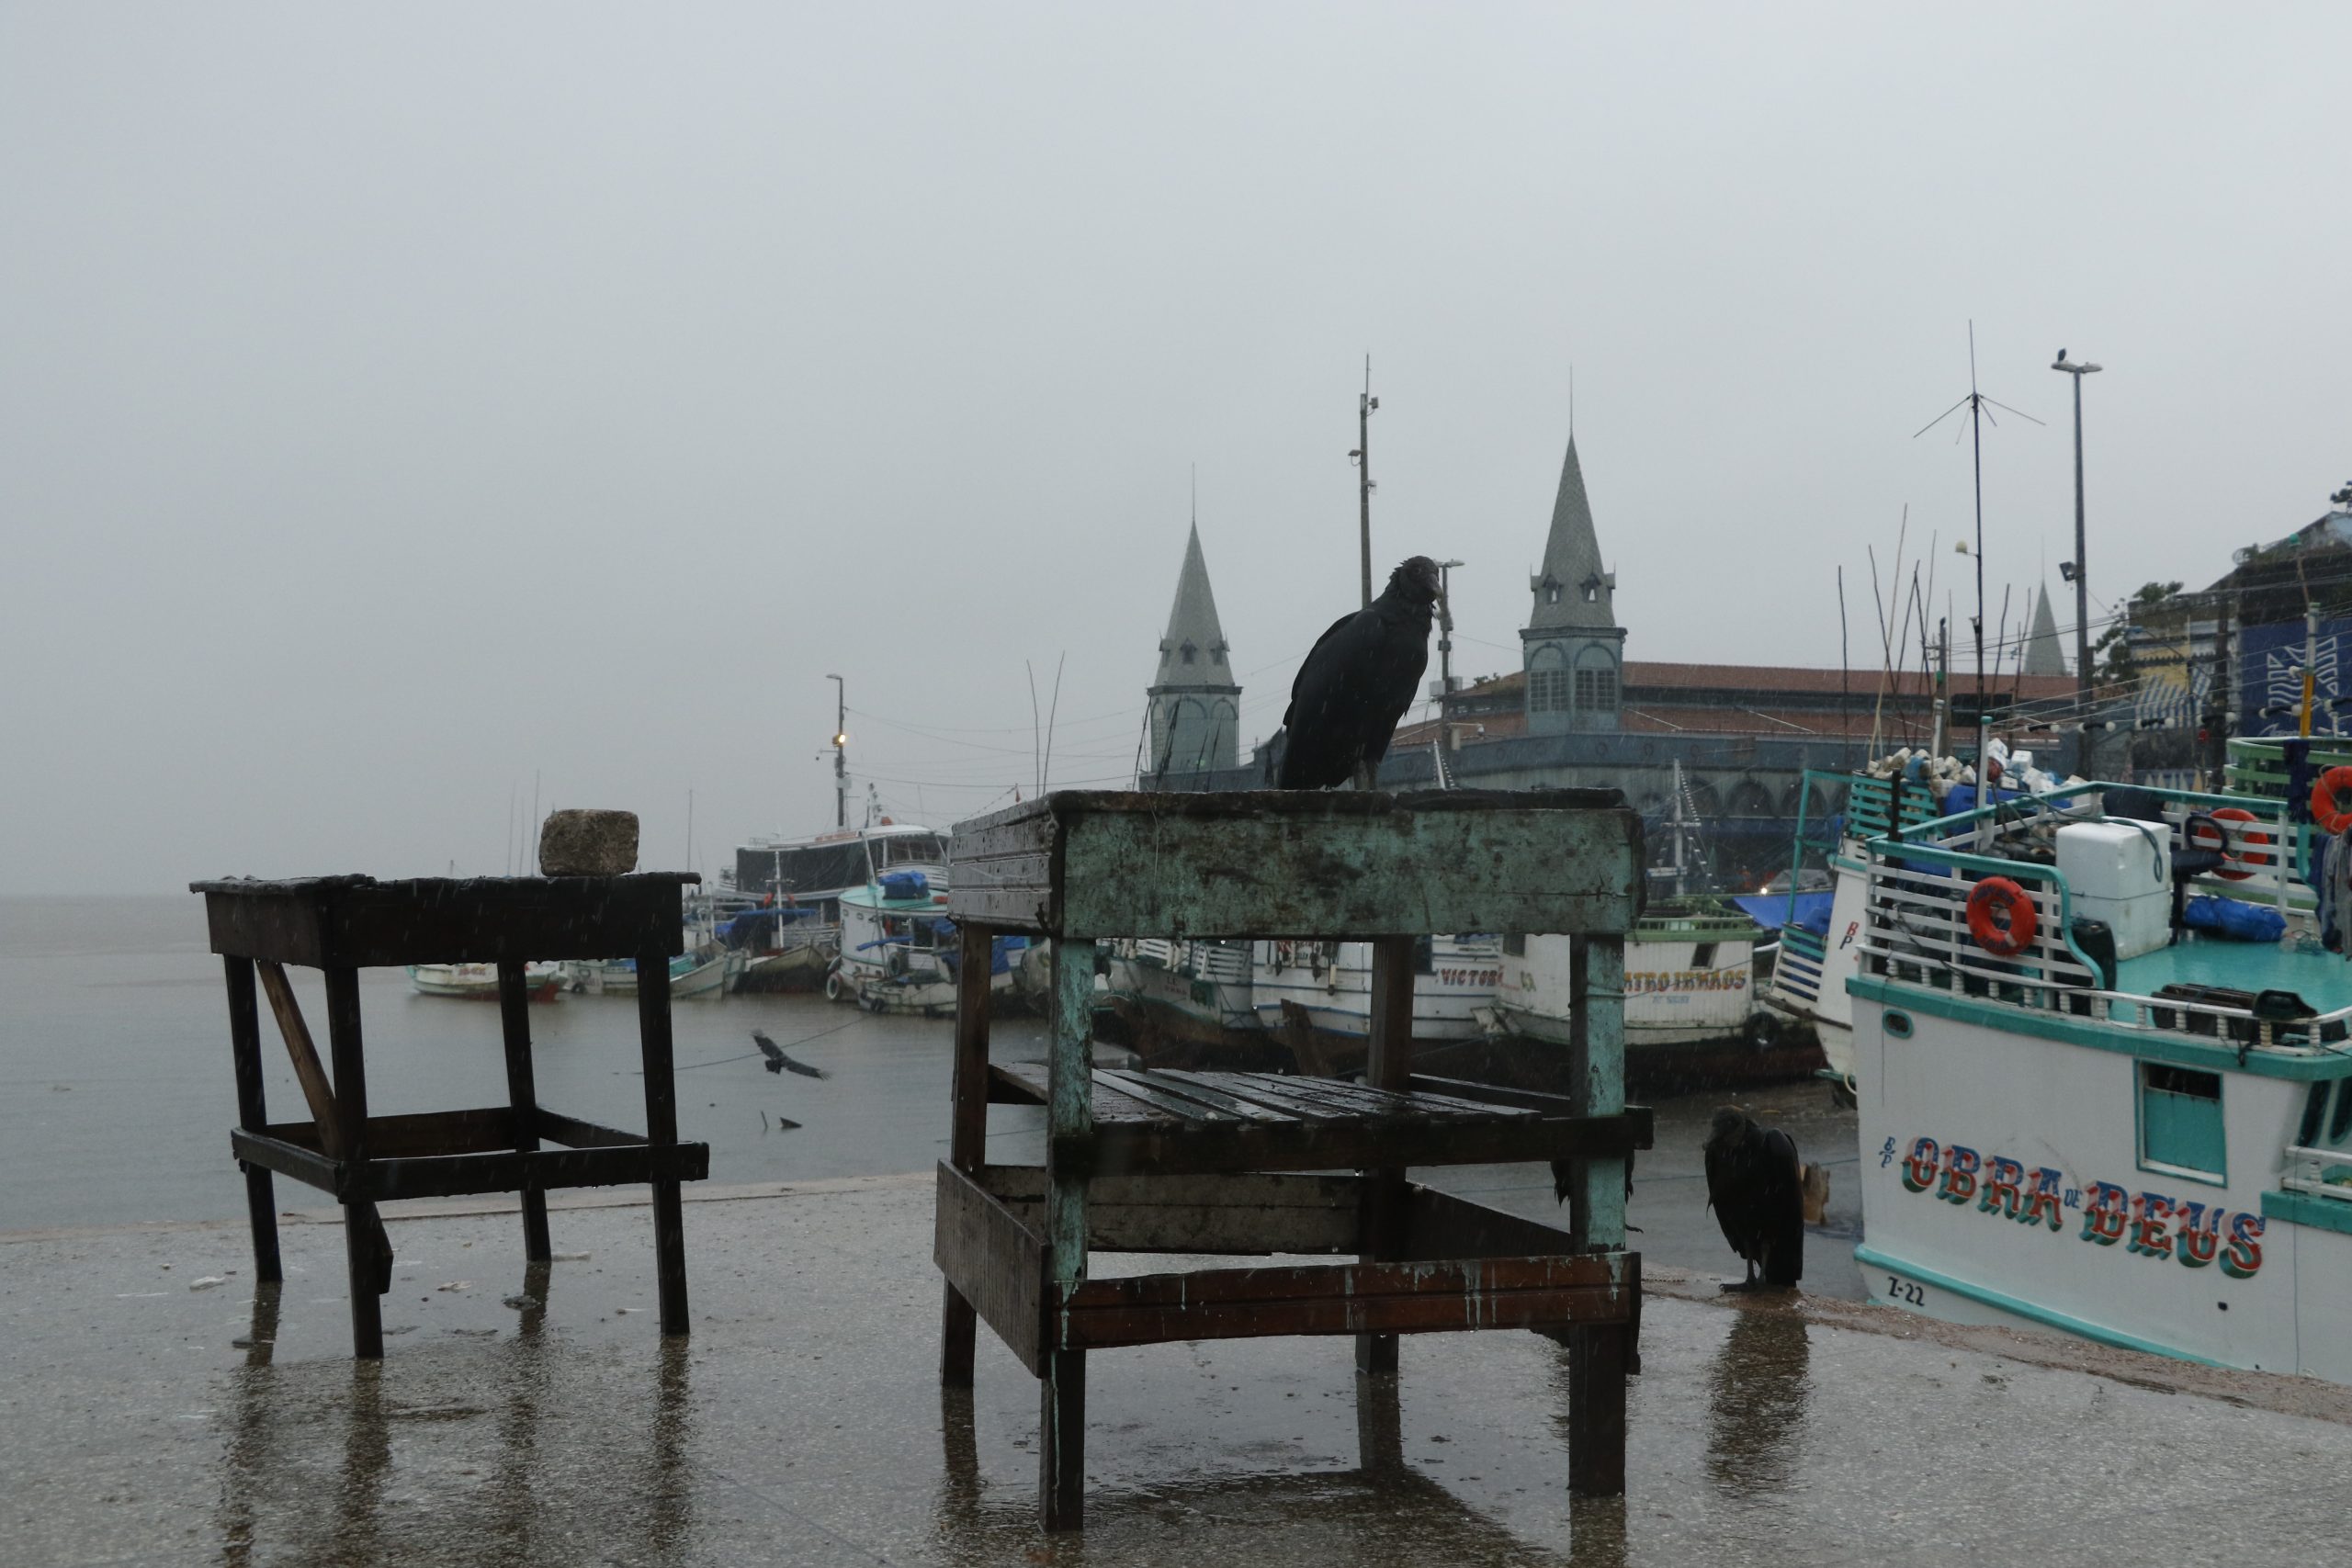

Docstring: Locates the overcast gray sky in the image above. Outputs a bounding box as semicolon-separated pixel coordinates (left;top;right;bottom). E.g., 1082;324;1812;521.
5;5;2346;894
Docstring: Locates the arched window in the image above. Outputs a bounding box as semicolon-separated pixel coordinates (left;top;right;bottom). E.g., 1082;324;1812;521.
1527;645;1569;713
1572;648;1619;713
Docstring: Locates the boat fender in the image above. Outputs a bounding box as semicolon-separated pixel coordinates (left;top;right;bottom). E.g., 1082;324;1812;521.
822;964;844;1002
1965;876;2039;958
2313;767;2352;835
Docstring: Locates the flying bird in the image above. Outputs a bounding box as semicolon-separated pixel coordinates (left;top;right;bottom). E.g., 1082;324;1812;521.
1702;1108;1804;1292
1272;556;1442;790
752;1029;829;1079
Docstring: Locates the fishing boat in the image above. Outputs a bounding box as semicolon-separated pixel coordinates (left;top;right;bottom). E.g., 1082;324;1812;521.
1095;939;1286;1069
718;819;950;991
1250;936;1503;1077
1488;900;1810;1088
829;870;1028;1016
560;945;742;998
1846;766;2352;1379
407;963;564;1000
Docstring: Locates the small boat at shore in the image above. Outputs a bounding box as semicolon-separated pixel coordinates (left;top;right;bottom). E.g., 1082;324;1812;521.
829;872;1028;1015
1489;899;1815;1089
1250;936;1503;1077
406;963;564;1000
1095;939;1288;1070
561;945;741;998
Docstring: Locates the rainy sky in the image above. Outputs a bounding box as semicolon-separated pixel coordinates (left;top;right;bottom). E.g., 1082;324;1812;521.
5;5;2347;893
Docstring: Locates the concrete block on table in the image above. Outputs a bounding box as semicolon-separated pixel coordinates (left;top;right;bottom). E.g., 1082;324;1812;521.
539;809;640;875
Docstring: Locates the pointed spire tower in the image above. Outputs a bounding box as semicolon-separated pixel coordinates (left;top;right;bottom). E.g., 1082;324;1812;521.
1146;520;1241;777
2022;583;2067;677
1521;432;1626;734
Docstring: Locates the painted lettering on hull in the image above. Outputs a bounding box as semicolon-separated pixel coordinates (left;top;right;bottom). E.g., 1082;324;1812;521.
1895;1134;2265;1279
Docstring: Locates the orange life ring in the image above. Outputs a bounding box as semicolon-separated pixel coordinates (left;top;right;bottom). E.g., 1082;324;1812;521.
1965;877;2039;958
2314;767;2352;835
2207;806;2273;882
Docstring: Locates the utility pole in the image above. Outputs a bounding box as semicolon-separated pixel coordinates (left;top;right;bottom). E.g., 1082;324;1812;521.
1432;558;1464;751
827;673;847;829
2052;350;2102;775
1351;358;1378;607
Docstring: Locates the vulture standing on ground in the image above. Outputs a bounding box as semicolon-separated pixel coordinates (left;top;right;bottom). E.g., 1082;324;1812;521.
1272;556;1443;790
1702;1107;1804;1292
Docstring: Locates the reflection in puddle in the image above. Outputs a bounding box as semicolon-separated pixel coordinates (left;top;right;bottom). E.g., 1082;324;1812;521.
1704;1311;1812;1499
213;1260;694;1566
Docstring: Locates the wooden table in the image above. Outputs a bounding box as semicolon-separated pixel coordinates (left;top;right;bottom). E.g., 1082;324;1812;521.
192;874;712;1358
933;789;1649;1529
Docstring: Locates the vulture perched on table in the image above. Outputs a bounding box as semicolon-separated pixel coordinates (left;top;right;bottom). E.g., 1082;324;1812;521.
1702;1107;1804;1292
1271;556;1442;790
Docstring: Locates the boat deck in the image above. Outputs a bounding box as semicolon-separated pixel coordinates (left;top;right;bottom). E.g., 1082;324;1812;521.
2113;935;2352;1012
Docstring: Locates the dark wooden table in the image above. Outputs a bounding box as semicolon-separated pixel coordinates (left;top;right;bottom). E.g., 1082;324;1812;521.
192;874;711;1358
933;789;1650;1530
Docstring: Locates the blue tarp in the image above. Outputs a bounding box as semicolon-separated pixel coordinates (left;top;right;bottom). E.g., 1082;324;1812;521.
1734;892;1833;936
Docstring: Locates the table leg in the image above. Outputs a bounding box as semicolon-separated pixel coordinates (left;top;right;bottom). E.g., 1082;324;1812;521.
496;961;552;1262
1355;934;1415;1376
323;967;383;1359
941;924;993;1386
222;957;281;1284
637;955;689;1336
1564;933;1630;1497
1038;936;1094;1530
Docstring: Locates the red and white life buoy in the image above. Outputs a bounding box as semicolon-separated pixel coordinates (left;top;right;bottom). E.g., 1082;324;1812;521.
2207;806;2273;882
1965;876;2039;959
2314;767;2352;835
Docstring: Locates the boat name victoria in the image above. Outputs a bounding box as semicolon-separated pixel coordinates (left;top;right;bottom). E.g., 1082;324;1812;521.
1888;1135;2266;1278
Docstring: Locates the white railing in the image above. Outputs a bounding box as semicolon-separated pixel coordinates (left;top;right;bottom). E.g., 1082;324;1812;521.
2283;1143;2352;1202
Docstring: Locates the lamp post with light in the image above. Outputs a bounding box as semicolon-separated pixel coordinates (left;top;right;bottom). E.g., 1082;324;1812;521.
2052;350;2102;773
827;672;848;829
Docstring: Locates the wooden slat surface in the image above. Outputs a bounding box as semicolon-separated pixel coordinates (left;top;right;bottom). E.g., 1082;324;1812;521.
989;1063;1167;1122
935;1161;1046;1375
1057;1252;1634;1349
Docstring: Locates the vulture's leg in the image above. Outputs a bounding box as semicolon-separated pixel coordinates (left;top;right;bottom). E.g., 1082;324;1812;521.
1721;1258;1759;1295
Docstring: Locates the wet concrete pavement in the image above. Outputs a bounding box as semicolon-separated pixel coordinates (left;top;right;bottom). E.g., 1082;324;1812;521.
6;1175;2347;1567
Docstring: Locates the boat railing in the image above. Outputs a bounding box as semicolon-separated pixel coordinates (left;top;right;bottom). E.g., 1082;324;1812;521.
1770;924;1829;1008
1194;942;1251;986
2281;1142;2352;1204
1860;834;2352;1053
1860;842;2101;1005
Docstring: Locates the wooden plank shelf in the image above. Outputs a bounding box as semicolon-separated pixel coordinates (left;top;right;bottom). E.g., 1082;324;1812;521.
933;788;1645;1529
986;1063;1652;1177
194;873;707;1359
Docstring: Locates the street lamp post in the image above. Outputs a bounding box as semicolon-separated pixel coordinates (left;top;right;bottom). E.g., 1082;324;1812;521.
826;673;847;829
2052;350;2102;774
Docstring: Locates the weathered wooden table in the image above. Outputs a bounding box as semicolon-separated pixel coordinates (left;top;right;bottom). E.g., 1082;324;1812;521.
933;789;1649;1529
192;874;712;1358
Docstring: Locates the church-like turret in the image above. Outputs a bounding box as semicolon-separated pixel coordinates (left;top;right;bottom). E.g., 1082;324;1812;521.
2022;584;2068;677
1521;434;1626;734
1146;522;1241;775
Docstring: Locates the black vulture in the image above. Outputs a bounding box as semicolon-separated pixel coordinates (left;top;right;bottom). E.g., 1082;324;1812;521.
752;1029;829;1079
1702;1108;1804;1292
1272;556;1442;790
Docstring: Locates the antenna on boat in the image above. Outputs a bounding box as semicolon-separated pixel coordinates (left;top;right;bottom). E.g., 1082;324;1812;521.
1914;322;2044;781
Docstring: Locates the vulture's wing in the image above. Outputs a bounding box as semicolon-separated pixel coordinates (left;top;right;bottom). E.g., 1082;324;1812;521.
1758;1127;1806;1284
751;1030;784;1065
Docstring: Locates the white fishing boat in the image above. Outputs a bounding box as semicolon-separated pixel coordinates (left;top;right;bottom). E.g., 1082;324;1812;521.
1489;901;1808;1086
1847;769;2352;1379
561;945;741;998
719;818;950;991
1250;936;1501;1077
1758;766;1945;1101
1096;939;1283;1069
407;962;564;1000
830;871;1026;1016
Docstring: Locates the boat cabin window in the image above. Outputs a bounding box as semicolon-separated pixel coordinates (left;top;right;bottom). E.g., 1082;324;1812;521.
1691;942;1717;970
1414;936;1434;976
2333;1080;2352;1145
2299;1083;2330;1150
1502;933;1526;957
2139;1062;2225;1183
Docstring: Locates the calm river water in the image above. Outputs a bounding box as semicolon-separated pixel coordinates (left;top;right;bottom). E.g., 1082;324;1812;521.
0;895;1862;1298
